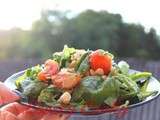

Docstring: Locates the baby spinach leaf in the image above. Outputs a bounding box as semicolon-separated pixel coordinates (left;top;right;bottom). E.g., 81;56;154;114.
22;81;48;99
72;76;121;106
72;76;103;102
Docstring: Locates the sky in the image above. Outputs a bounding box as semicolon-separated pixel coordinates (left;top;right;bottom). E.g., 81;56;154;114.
0;0;160;33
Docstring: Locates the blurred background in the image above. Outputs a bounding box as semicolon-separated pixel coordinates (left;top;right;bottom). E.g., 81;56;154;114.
1;0;160;80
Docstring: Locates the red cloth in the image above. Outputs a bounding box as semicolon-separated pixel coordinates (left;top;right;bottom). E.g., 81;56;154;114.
0;82;69;120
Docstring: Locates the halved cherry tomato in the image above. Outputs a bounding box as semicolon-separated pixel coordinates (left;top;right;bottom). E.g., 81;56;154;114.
38;71;47;81
89;50;112;75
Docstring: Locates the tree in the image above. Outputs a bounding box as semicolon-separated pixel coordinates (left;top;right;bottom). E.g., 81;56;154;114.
145;28;160;59
1;9;160;60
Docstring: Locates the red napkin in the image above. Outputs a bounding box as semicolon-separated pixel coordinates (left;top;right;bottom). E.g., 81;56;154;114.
0;82;20;106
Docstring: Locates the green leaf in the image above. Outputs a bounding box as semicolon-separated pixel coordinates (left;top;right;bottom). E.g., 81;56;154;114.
129;72;152;81
22;81;48;99
72;76;121;106
118;61;130;75
137;91;158;101
70;99;86;109
38;85;62;106
72;76;103;103
140;79;149;92
106;74;139;105
52;54;61;63
62;45;76;60
15;73;27;89
115;74;139;93
137;77;157;101
20;78;33;91
104;96;117;107
76;53;90;74
75;52;88;71
26;65;42;80
15;65;42;90
72;84;85;102
60;45;76;68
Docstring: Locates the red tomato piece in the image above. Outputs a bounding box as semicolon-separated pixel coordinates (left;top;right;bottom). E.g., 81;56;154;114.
89;50;112;75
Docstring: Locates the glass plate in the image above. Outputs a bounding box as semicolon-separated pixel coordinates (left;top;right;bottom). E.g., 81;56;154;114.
4;70;160;115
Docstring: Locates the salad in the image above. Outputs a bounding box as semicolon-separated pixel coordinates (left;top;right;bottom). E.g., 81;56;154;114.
15;45;156;110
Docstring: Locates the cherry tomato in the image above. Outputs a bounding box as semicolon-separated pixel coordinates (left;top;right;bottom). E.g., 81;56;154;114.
89;50;112;75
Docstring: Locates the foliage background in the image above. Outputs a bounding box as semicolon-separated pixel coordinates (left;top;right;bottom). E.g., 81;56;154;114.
0;10;160;60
